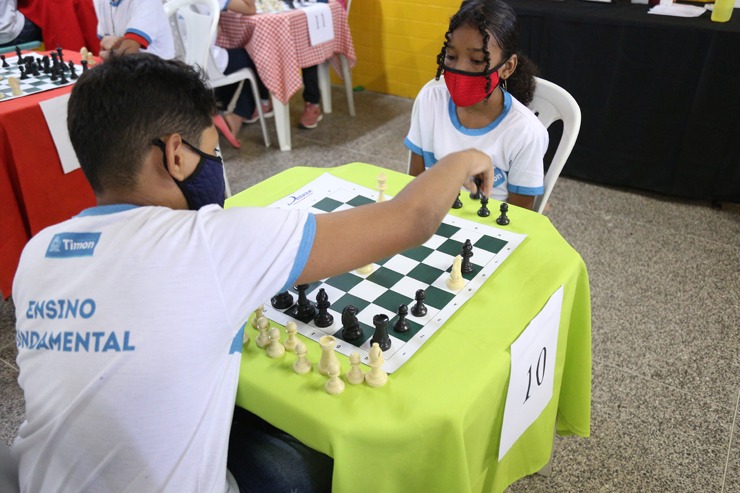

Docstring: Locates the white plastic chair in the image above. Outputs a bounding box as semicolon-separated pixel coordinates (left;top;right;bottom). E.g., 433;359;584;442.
164;0;270;149
317;0;355;117
0;442;19;493
528;76;581;214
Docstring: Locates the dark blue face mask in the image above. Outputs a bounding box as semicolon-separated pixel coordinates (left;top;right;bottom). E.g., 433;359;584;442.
155;138;225;210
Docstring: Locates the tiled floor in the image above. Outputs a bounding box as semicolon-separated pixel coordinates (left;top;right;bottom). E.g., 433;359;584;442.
1;87;738;492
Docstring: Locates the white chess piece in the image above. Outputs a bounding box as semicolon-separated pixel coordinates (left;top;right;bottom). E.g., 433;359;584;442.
346;352;364;385
242;324;250;345
324;360;345;395
266;327;285;358
251;306;264;330
355;263;374;275
255;317;270;348
446;254;465;291
377;172;387;203
284;321;298;352
318;335;340;376
293;341;312;374
365;343;388;387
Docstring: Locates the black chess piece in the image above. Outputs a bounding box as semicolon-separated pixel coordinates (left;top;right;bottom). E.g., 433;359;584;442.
451;192;463;209
19;66;27;80
31;61;40;77
294;284;316;320
340;305;363;341
50;67;58;81
410;289;427;317
42;56;50;74
70;64;78;80
469;176;482;200
477;195;490;217
15;46;22;63
0;55;8;68
496;203;510;226
313;288;334;328
59;69;68;84
81;59;88;72
371;314;391;351
461;239;474;275
50;51;58;65
56;47;66;69
271;290;294;309
393;304;409;333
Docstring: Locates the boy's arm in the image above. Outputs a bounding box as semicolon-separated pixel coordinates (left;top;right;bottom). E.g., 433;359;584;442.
226;0;256;15
296;149;493;284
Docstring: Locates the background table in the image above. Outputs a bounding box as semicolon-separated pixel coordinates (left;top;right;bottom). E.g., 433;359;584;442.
217;0;356;151
0;50;95;298
510;0;740;203
226;163;592;493
18;0;100;55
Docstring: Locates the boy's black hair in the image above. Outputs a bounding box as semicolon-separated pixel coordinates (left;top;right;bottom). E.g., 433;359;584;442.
67;53;217;194
435;0;538;106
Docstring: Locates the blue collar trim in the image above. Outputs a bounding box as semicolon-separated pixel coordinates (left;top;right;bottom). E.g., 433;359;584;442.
448;87;512;136
77;204;140;217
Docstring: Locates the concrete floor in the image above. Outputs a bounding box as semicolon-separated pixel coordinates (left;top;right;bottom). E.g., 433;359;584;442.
1;86;739;492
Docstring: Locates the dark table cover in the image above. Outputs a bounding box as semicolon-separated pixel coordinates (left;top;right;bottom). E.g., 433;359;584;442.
510;0;740;203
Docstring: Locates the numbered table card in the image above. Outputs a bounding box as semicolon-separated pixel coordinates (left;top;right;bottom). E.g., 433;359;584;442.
498;285;564;461
303;3;334;46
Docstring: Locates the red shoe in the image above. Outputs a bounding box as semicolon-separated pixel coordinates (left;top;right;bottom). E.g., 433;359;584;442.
298;102;323;129
213;114;241;149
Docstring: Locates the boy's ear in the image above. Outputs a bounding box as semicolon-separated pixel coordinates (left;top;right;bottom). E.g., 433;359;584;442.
161;134;189;181
500;54;518;82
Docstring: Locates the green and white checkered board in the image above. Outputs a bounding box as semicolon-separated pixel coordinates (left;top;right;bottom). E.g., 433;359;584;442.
261;174;527;373
0;53;76;102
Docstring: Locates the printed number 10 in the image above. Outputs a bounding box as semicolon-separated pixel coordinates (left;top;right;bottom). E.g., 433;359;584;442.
524;347;546;404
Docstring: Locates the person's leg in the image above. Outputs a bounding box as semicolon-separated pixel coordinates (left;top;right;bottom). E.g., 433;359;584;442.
227;407;333;493
0;15;42;48
299;66;323;129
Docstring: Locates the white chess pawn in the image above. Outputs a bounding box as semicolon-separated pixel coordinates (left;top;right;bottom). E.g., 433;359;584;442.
346;352;364;385
355;263;374;275
251;306;264;330
324;360;345;395
446;254;465;291
242;324;250;345
266;327;285;358
284;321;298;352
365;343;388;387
293;341;312;374
377;172;387;203
255;317;270;348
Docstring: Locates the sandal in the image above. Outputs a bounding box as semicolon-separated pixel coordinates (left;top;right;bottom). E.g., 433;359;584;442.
213;114;241;149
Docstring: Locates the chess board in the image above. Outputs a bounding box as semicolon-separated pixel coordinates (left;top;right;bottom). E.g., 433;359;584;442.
260;174;527;373
0;53;77;102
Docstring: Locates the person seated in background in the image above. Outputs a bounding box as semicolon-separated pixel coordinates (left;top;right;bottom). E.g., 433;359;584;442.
93;0;175;60
0;0;41;48
404;0;547;210
210;0;273;148
11;53;494;493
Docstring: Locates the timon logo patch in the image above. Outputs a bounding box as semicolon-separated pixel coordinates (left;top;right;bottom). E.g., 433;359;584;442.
46;232;102;258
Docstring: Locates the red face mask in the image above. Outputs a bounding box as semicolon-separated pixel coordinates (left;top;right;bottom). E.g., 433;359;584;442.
443;58;507;107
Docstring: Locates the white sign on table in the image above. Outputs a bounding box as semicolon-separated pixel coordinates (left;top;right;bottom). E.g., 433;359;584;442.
498;285;564;461
303;4;334;46
39;92;81;174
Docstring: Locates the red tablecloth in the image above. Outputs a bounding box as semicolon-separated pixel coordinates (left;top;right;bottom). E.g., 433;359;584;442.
216;0;355;104
18;0;100;55
0;50;96;298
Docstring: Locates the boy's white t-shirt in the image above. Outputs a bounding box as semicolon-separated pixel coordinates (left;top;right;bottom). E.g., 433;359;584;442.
94;0;175;59
0;1;24;45
12;204;315;493
404;77;548;202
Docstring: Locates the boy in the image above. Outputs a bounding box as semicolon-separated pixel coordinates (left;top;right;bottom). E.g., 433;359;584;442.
12;54;492;492
94;0;175;60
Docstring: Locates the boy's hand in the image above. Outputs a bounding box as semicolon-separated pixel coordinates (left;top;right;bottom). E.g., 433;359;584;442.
456;149;494;197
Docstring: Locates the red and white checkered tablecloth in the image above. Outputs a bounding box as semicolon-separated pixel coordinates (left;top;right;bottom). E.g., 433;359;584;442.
217;0;356;104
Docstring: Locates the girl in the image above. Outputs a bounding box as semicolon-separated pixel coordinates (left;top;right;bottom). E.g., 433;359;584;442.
404;0;547;210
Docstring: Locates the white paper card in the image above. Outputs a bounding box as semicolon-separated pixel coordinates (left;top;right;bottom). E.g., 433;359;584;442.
39;93;80;174
304;4;333;46
498;285;564;461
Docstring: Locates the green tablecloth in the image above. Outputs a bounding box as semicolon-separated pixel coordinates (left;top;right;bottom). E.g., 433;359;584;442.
226;163;591;493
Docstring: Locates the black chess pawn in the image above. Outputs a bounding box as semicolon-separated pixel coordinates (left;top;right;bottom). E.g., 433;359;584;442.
313;288;334;328
15;46;22;63
0;55;8;68
271;290;294;310
393;304;409;333
469;176;482;200
31;61;40;77
340;305;363;341
461;239;474;274
42;56;50;74
19;66;27;80
70;65;78;80
81;59;88;72
410;289;427;317
451;192;463;209
294;284;316;320
496;203;510;226
59;69;68;83
477;195;490;217
371;314;391;351
50;67;58;81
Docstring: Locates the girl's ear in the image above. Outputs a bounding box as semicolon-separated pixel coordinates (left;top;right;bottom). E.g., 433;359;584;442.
500;53;518;81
